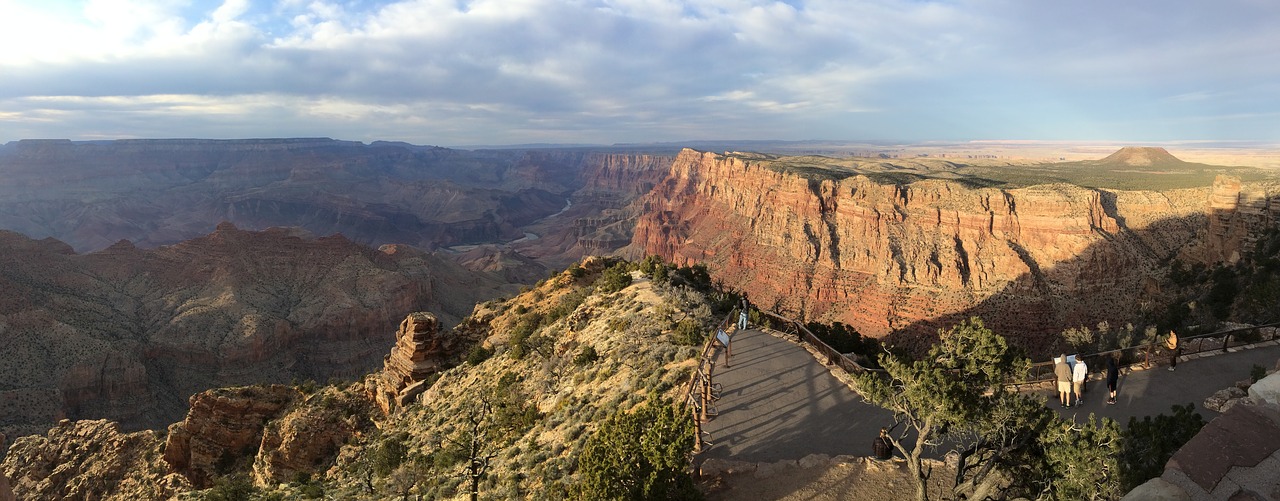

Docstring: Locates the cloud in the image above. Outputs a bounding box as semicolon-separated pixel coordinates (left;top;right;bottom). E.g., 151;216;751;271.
1;0;1278;144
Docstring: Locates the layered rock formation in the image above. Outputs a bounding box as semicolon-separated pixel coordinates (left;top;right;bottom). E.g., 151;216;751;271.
253;385;375;485
0;224;516;439
1;419;188;500
627;149;1280;353
163;385;299;488
372;312;459;414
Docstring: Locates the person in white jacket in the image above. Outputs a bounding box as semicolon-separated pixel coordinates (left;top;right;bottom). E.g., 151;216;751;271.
1072;357;1088;405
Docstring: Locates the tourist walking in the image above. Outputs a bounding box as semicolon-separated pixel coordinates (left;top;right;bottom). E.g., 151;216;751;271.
1054;354;1073;407
1072;356;1088;405
1106;354;1120;405
1167;330;1180;371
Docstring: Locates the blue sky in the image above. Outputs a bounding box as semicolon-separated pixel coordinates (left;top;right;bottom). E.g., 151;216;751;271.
1;0;1277;146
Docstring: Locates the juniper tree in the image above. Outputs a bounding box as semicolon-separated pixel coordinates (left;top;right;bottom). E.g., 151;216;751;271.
856;317;1029;501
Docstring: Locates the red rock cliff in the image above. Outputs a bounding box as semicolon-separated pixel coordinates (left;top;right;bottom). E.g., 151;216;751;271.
628;150;1278;350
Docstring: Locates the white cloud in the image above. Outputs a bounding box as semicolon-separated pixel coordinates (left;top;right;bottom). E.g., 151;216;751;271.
0;0;1278;143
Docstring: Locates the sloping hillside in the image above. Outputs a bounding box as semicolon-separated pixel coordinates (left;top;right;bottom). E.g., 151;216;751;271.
2;257;726;500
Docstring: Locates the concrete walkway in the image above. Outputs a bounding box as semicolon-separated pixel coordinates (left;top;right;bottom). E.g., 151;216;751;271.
700;328;1280;465
701;328;893;462
1038;341;1280;425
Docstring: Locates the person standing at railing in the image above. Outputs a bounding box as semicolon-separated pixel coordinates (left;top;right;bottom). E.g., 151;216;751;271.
1166;330;1180;372
1106;354;1120;405
1054;355;1073;408
1072;356;1088;405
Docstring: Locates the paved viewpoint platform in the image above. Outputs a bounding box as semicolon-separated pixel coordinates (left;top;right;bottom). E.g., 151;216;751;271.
700;327;1280;465
701;328;893;462
1040;341;1280;424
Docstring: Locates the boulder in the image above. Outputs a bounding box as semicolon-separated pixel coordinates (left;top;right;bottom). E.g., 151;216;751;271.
1120;477;1190;501
1248;372;1280;406
1205;387;1248;413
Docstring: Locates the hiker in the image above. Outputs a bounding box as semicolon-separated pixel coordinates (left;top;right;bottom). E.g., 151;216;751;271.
1054;354;1073;407
1106;354;1120;405
872;427;893;460
1167;330;1180;371
738;309;748;330
1072;356;1088;405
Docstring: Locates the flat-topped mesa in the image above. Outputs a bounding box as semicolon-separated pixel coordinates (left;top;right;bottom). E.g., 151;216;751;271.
374;312;456;414
1098;146;1185;167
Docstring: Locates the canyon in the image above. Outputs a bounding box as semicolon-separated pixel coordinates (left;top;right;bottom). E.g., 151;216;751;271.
0;139;673;267
626;148;1280;353
0;223;516;439
5;140;1279;440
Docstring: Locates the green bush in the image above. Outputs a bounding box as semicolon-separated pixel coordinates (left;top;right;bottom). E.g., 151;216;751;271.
466;344;494;366
672;319;704;346
1252;364;1268;383
574;346;600;366
576;402;701;500
1118;404;1206;491
372;433;409;477
205;475;258;501
595;263;633;294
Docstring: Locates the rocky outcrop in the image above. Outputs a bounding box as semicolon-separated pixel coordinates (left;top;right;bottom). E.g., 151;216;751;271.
627;149;1279;352
252;384;376;485
0;225;516;440
1;419;189;501
373;312;458;414
0;433;12;501
1204;175;1280;264
163;385;299;489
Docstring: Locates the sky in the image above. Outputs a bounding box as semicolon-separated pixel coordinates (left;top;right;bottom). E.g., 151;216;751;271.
1;0;1278;146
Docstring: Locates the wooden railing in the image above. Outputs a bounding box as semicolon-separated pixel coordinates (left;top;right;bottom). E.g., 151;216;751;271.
682;309;738;453
1019;322;1280;386
758;310;885;376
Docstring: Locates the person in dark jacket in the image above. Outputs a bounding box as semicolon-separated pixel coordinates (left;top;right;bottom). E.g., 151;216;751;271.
873;427;893;460
1106;354;1120;405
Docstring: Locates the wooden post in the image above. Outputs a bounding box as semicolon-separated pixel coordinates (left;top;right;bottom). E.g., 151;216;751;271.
703;361;715;422
693;406;703;453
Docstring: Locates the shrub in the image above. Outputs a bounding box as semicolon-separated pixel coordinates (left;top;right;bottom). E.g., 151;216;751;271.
595;263;633;294
573;346;600;366
466;344;494;366
1117;404;1206;491
672;319;704;346
576;402;701;500
372;433;409;477
205;475;257;501
1252;364;1268;383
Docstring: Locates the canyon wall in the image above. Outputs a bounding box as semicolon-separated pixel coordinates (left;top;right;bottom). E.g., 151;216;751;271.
628;149;1280;352
0;224;516;439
